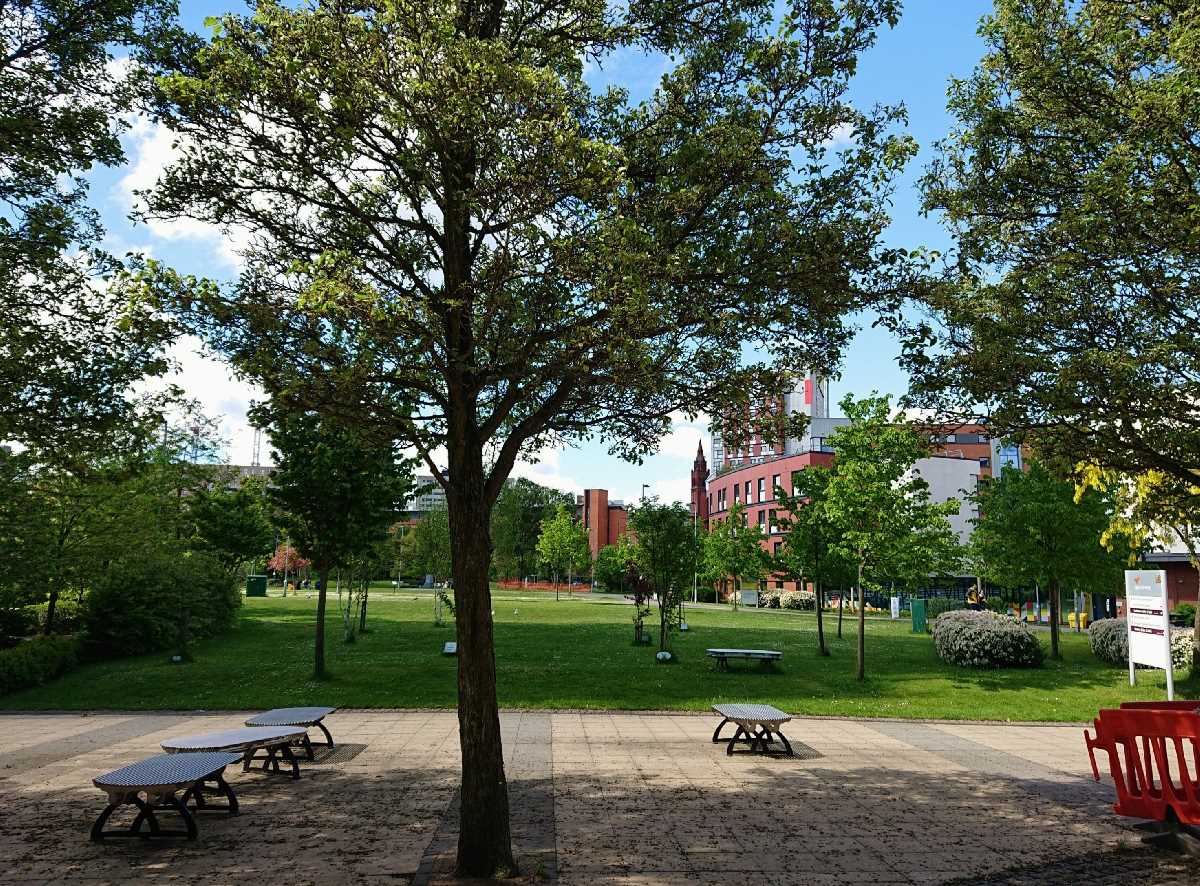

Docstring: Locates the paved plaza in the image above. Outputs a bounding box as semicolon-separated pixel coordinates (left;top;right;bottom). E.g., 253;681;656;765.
1;710;1198;884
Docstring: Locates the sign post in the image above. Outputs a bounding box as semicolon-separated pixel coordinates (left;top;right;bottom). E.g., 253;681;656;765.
1125;570;1173;700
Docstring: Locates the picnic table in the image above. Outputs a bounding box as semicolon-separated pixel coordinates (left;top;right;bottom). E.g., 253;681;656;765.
705;648;783;671
162;726;309;780
91;751;242;841
245;706;337;759
711;703;795;756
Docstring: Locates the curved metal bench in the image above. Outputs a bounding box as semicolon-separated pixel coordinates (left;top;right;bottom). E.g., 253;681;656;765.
245;706;337;759
706;648;782;671
163;726;310;780
712;703;794;756
91;751;242;841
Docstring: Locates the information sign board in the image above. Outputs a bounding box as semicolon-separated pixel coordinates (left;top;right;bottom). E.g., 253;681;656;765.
1125;570;1173;699
890;596;900;620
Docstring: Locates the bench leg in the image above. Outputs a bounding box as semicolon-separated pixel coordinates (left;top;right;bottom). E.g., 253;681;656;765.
182;772;239;815
712;718;731;743
91;794;197;841
279;742;301;780
314;721;334;749
726;725;746;756
774;729;795;757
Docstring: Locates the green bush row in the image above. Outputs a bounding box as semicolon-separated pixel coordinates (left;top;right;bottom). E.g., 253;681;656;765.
0;635;80;696
1088;617;1193;672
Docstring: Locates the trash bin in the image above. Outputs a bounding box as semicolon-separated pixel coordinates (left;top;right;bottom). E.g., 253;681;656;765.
246;575;268;598
911;599;927;633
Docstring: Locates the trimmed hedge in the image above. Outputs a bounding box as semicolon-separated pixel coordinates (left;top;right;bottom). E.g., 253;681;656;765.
1089;617;1193;672
932;610;1045;669
0;635;80;696
83;550;240;659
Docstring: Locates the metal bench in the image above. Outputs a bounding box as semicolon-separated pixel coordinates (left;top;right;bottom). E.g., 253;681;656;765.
245;706;337;759
162;726;310;780
712;703;794;756
705;648;783;671
91;751;242;841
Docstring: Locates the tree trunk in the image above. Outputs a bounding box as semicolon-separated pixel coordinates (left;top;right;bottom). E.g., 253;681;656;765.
855;561;865;681
447;460;515;877
43;585;59;636
837;590;844;638
1048;577;1061;661
815;579;828;656
359;585;369;633
315;567;330;678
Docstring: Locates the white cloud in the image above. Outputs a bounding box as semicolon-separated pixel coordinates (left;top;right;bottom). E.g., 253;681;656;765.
509;447;583;496
657;410;709;459
821;122;856;150
116;117;249;270
139;335;266;465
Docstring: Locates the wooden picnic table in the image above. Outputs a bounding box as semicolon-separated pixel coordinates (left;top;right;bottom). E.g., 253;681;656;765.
711;703;795;756
245;706;337;758
162;726;310;780
91;751;242;841
705;648;783;671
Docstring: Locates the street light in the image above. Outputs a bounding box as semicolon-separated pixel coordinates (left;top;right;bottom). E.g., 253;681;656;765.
641;483;649;501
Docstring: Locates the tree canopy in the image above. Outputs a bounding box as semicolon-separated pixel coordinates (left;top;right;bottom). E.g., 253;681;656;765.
140;0;916;872
971;460;1126;660
900;0;1200;503
490;479;573;580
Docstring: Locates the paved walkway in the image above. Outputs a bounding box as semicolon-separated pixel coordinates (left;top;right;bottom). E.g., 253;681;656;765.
0;710;1195;884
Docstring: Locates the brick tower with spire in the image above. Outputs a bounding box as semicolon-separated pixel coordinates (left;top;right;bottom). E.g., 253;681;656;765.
690;441;709;528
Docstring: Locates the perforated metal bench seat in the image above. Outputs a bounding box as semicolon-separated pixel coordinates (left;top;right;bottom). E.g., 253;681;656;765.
711;703;795;756
162;725;310;780
245;706;337;757
91;751;242;841
705;648;783;670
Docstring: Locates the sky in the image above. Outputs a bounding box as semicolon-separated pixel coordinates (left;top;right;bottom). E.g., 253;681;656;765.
91;0;995;506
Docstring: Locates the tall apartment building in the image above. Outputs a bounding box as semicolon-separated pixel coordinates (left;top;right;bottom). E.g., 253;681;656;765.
577;489;629;560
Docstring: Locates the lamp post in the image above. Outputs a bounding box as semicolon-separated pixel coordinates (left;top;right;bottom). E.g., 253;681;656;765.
641;483;649;501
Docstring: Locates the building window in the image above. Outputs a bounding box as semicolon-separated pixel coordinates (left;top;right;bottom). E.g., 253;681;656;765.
773;541;782;555
708;492;712;511
757;509;766;526
757;477;765;501
979;457;990;468
769;509;777;534
776;579;784;590
732;485;739;503
772;474;781;498
745;480;752;502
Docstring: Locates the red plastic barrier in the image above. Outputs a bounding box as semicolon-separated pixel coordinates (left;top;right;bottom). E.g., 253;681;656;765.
1085;707;1200;824
1119;701;1200;712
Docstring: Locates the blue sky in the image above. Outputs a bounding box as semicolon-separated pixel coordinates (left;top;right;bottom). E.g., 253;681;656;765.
96;0;994;504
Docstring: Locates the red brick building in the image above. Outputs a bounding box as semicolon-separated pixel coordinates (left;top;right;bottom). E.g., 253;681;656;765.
577;489;629;560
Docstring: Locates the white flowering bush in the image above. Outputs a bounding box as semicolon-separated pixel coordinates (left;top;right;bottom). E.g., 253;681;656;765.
779;589;816;611
1088;617;1193;672
932;610;1045;668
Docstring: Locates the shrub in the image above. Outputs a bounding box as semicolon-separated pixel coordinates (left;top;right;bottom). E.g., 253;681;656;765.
1172;604;1196;627
38;597;85;634
760;589;781;609
1089;617;1194;672
0;606;39;639
932;610;1045;668
779;589;816;611
83;550;241;659
0;635;80;696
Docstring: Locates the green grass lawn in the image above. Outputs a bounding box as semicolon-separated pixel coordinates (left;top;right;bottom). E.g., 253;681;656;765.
1;592;1181;721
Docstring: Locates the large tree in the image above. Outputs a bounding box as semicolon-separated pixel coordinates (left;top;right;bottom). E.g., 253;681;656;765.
824;394;960;680
970;460;1124;660
1;0;179;456
141;0;914;872
900;0;1200;506
263;408;412;677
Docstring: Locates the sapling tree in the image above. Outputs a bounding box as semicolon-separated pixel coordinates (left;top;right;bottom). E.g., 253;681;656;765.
824;394;960;681
629;500;695;654
535;504;589;599
701;502;767;608
140;0;915;871
263;407;411;677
